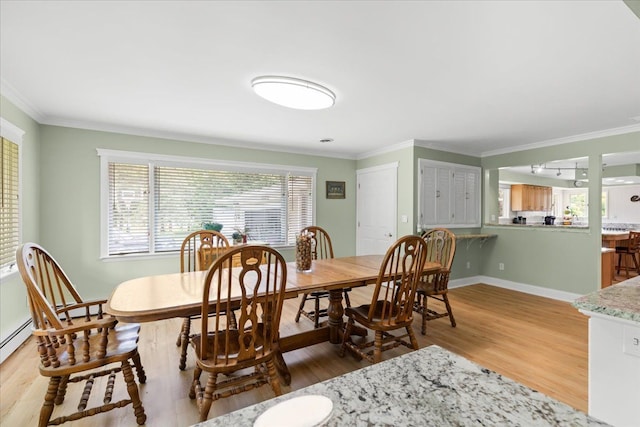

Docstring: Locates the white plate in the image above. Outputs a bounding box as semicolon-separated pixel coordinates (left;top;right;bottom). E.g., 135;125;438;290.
254;395;333;427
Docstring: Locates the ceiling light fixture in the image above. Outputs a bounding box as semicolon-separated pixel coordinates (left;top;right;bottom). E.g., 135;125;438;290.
529;162;592;178
251;76;336;110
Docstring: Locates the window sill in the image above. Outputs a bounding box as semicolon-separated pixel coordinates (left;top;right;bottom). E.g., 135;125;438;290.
0;268;18;281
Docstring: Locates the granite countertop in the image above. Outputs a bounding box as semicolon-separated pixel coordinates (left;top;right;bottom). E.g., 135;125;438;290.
572;275;640;323
193;345;608;427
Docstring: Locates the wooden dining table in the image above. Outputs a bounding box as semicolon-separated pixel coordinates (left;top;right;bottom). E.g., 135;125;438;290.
106;254;441;383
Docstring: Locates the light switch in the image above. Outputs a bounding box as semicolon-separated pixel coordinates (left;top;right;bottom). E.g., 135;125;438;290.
623;325;640;358
401;215;408;223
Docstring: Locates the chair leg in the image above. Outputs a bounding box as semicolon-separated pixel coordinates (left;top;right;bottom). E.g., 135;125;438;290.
228;311;237;329
421;296;428;335
178;317;191;370
121;360;147;425
39;376;60;427
617;253;623;275
189;366;202;399
339;318;353;357
266;358;283;396
373;330;383;363
343;289;351;307
314;295;320;328
54;374;69;405
407;325;419;350
295;294;309;323
132;351;147;384
199;374;217;422
442;294;456;327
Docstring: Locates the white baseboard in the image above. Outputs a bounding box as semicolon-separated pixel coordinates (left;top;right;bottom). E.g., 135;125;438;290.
0;317;32;364
449;275;583;302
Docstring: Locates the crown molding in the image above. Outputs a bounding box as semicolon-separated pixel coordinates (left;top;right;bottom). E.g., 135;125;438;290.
481;123;640;158
0;78;44;122
40;115;359;160
413;139;483;157
356;139;415;160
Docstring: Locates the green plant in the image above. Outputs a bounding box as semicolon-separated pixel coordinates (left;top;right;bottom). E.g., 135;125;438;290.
202;221;223;232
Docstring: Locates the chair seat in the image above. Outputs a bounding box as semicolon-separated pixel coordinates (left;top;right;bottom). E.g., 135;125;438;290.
417;279;439;295
191;325;267;365
40;326;141;376
345;301;411;331
616;246;639;253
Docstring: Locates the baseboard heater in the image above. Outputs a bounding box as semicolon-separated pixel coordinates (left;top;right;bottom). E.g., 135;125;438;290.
0;318;32;364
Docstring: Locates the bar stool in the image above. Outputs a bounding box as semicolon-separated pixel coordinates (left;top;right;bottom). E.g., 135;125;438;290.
615;231;640;278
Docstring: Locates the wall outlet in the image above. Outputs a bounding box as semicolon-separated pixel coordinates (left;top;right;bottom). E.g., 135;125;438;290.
499;263;505;271
623;325;640;358
491;214;496;222
466;261;471;269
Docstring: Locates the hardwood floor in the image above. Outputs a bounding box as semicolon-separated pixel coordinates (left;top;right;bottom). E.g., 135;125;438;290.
0;284;588;426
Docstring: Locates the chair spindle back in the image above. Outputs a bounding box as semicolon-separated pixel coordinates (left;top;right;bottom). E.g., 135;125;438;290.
181;230;230;273
366;235;428;324
198;245;287;366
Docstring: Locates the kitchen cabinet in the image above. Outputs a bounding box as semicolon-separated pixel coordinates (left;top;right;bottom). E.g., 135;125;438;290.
418;159;481;228
510;184;552;212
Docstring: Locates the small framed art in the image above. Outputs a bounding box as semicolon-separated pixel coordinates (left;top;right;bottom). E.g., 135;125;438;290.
326;181;346;199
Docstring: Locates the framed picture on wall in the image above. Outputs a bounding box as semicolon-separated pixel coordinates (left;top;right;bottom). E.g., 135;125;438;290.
326;181;345;199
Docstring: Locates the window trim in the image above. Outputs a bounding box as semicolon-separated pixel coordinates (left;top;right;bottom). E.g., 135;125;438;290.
0;117;25;279
97;149;317;259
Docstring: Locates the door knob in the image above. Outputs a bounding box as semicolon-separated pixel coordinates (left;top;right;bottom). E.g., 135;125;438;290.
386;233;393;237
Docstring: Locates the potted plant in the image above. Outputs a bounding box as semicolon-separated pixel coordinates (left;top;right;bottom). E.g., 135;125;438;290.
232;228;249;244
202;221;223;232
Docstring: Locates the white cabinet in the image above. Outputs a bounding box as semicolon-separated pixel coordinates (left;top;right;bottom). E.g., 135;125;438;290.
418;159;481;229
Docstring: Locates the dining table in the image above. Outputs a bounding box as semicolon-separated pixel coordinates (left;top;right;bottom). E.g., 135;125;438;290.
106;254;441;384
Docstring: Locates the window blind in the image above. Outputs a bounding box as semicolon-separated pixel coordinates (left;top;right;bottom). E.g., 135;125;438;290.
1;137;19;271
103;154;315;256
108;163;149;255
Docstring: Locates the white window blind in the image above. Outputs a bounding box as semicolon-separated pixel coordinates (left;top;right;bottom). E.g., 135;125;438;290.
1;137;19;271
108;163;149;255
100;150;316;257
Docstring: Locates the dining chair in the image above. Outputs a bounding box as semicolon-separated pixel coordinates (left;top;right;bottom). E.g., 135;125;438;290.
189;245;287;422
176;230;233;370
16;243;147;427
615;230;640;278
294;226;351;328
413;228;457;334
339;235;428;364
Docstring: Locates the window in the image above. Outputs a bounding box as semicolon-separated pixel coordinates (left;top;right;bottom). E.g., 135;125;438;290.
98;149;316;257
498;185;511;218
1;118;24;277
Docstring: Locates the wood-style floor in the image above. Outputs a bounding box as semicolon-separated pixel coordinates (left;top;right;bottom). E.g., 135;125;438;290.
1;283;591;426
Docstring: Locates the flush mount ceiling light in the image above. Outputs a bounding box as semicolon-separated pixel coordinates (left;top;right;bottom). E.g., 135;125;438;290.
251;76;335;110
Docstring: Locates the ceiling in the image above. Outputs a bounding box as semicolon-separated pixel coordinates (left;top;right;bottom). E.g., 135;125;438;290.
1;1;640;159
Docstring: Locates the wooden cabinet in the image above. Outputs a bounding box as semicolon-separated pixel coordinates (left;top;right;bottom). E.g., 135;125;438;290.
510;184;551;212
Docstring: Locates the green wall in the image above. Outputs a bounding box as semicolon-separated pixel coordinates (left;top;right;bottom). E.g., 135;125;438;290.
0;96;41;338
36;126;358;302
480;132;640;294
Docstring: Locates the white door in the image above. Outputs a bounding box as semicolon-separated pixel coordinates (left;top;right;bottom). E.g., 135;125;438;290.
356;163;398;255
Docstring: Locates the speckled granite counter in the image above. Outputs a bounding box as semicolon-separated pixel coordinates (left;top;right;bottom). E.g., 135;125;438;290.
572;275;640;323
193;345;608;427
